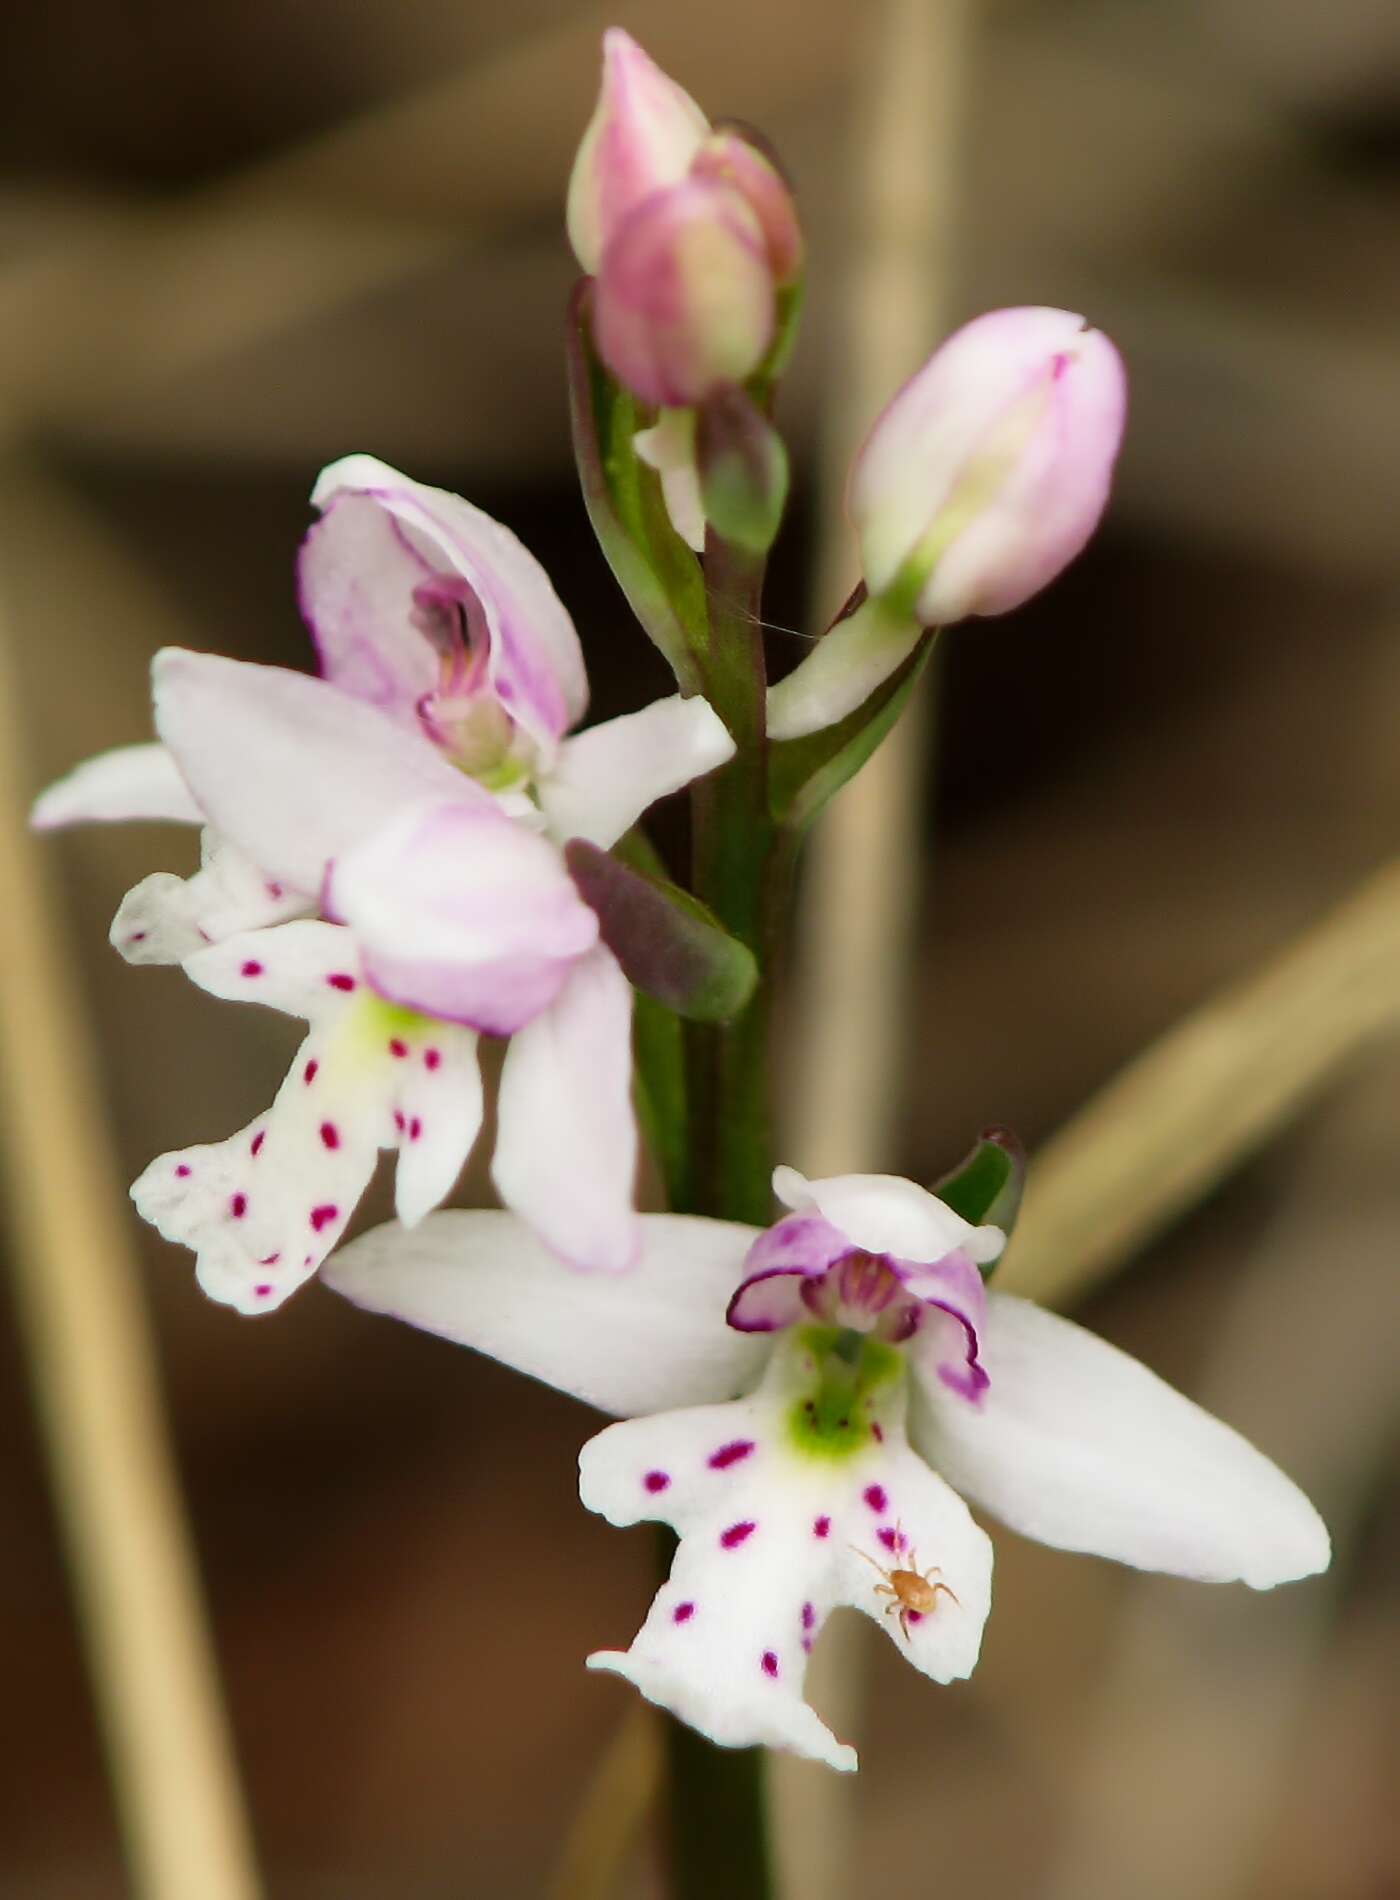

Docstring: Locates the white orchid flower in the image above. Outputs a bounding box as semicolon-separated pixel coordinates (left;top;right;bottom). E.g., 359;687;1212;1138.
33;454;734;958
324;1166;1331;1773
32;458;738;1293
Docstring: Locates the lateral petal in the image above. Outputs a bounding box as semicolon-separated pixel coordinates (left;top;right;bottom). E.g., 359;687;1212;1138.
539;695;735;849
492;946;639;1270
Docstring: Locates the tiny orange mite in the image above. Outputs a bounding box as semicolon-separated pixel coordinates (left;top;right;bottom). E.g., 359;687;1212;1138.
851;1525;958;1640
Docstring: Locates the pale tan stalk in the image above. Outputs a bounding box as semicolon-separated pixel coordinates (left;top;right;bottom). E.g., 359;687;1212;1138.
1035;1066;1399;1900
0;587;261;1897
549;1705;661;1900
999;855;1400;1305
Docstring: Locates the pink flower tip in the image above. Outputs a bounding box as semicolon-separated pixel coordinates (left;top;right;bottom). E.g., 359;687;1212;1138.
566;30;709;276
849;306;1127;625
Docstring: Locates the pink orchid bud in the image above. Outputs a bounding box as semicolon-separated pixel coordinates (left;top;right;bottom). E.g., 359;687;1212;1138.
592;177;776;408
566;29;709;276
850;307;1127;624
692;126;804;285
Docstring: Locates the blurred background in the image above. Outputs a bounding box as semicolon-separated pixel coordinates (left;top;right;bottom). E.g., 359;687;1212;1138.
2;0;1398;1894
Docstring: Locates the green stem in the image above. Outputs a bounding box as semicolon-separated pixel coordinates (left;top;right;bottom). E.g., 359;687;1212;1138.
662;1693;773;1900
682;533;776;1226
655;532;781;1898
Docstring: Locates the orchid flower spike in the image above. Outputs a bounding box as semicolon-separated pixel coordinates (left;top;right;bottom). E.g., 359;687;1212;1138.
32;456;737;1301
768;307;1127;740
326;1165;1331;1774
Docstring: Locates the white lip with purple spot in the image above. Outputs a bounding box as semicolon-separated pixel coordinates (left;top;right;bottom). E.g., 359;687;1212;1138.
581;1328;994;1772
324;1180;1332;1771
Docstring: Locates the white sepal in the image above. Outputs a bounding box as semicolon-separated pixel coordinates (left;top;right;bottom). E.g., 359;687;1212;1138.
324;1209;766;1416
32;741;201;829
910;1291;1331;1588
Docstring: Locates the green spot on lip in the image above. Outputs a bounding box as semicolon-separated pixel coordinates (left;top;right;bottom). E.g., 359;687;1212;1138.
334;993;440;1074
784;1325;903;1463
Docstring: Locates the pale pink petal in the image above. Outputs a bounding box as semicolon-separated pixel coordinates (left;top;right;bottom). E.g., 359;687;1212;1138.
493;946;639;1271
726;1268;811;1333
566;27;709;275
308;455;587;757
899;1250;990;1403
326;800;598;1034
593;178;774;408
726;1213;850;1332
296;490;438;728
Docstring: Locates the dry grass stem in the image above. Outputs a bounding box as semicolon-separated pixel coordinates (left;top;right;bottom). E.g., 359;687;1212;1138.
549;1704;661;1900
0;578;262;1898
1037;1075;1399;1899
1001;855;1400;1307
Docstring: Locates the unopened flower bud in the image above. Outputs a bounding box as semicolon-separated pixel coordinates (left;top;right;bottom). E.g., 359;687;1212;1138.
566;29;709;276
592;177;775;408
693;126;804;286
850;306;1126;624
